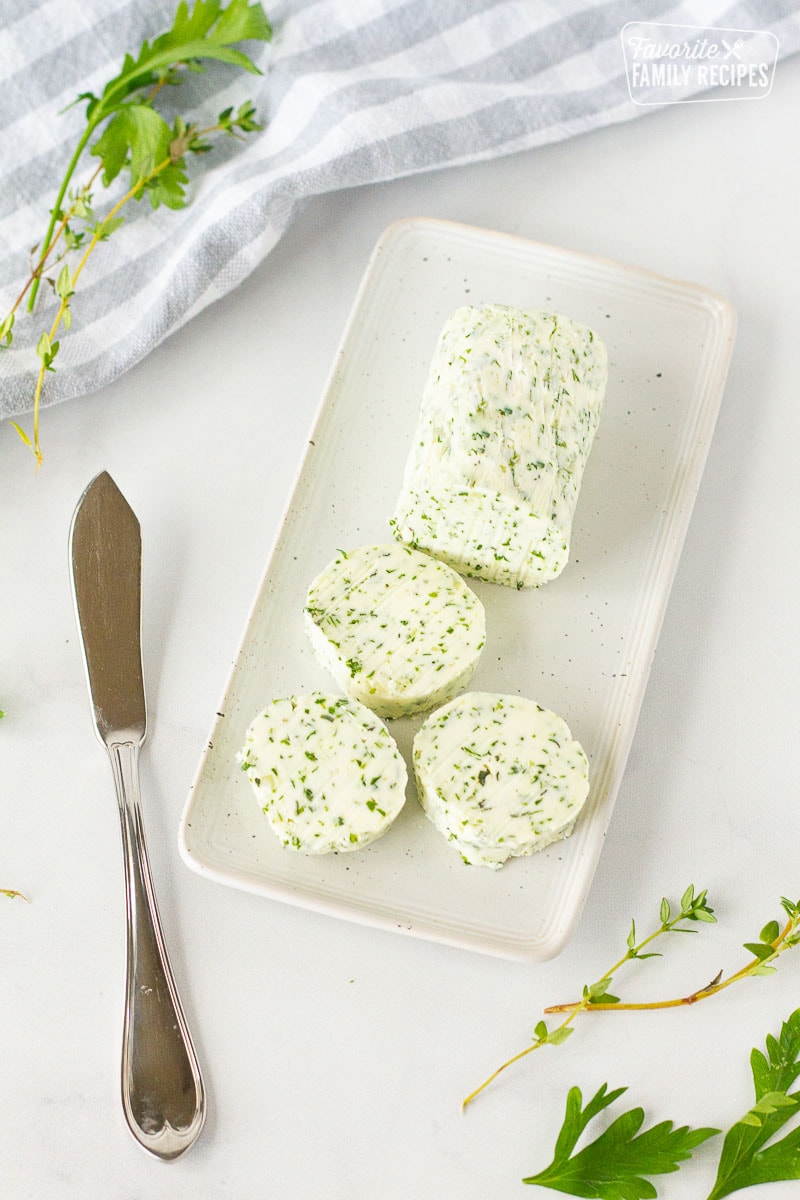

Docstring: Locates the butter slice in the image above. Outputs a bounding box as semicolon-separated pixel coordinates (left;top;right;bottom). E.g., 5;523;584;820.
305;543;485;718
413;692;589;868
240;693;407;854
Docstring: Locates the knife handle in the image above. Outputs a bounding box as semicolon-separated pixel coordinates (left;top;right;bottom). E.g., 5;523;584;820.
108;740;205;1160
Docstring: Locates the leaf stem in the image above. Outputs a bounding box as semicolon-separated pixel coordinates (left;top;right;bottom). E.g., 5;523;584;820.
12;166;103;318
462;998;584;1111
462;916;684;1110
461;1044;547;1110
27;152;171;465
546;915;797;1015
26;116;231;463
27;123;99;312
23;72;180;316
7;0;271;464
462;886;718;1111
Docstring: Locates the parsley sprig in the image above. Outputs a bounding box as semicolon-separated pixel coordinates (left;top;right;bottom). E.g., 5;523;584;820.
464;890;800;1110
0;0;272;466
523;1082;718;1199
707;1008;800;1199
523;1009;800;1199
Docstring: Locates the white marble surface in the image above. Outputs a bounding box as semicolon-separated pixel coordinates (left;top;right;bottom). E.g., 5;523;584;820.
2;53;800;1200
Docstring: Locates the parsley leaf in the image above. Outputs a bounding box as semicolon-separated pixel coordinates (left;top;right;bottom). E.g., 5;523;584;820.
706;1008;800;1199
523;1082;718;1199
92;105;173;188
99;0;270;106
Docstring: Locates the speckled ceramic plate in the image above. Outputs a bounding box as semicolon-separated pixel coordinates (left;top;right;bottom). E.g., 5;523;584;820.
178;218;736;961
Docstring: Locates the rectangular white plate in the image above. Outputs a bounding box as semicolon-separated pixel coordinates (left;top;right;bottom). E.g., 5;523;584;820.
179;218;736;961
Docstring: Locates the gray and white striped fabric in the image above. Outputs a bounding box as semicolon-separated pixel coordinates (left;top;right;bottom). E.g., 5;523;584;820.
1;0;798;417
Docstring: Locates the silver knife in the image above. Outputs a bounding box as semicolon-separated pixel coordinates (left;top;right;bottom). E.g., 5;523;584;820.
69;470;205;1161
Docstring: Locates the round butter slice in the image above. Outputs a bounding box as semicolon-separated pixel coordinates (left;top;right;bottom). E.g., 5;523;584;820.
239;693;407;854
304;544;485;719
413;692;589;869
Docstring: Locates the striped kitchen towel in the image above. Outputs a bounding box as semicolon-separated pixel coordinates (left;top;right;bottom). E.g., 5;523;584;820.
1;0;798;419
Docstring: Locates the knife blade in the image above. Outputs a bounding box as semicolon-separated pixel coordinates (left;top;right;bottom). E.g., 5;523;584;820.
70;469;145;744
70;470;205;1161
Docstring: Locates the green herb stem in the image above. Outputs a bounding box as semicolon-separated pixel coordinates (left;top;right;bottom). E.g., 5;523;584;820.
26;66;191;312
21;69;176;315
462;909;693;1111
27;123;98;313
5;0;272;464
26;150;171;465
24;113;235;465
12;167;102;318
463;885;718;1111
545;913;798;1016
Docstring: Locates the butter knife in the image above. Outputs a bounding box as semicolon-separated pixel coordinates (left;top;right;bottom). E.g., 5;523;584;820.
69;471;205;1161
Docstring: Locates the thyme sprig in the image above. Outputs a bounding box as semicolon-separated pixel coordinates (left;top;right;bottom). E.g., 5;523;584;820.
463;885;715;1110
547;895;800;1016
0;0;271;466
464;889;800;1111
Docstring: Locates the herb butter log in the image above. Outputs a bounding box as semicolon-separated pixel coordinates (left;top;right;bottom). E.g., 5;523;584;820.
391;304;607;588
305;544;485;718
413;692;589;868
239;693;407;854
